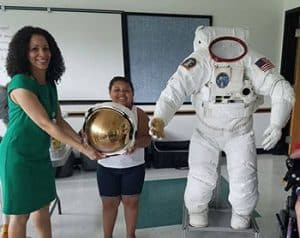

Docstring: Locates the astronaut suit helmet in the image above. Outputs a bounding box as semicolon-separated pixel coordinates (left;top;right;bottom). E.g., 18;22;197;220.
192;26;262;115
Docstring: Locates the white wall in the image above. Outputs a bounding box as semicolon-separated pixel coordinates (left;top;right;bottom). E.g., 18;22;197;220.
61;104;270;148
1;0;287;147
1;0;284;65
284;0;300;10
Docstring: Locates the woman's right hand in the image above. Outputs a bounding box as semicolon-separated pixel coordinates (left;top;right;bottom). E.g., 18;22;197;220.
79;130;106;160
82;143;106;160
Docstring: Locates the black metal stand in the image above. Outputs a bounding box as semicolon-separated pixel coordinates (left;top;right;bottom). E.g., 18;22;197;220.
50;195;62;216
276;157;300;238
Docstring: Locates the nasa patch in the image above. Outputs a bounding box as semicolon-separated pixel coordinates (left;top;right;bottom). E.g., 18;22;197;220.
216;72;230;88
181;57;196;69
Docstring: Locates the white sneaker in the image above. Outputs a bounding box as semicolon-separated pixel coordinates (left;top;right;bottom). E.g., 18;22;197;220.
189;209;208;227
231;212;250;229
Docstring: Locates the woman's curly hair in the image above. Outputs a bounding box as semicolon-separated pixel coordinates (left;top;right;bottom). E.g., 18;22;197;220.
6;26;65;83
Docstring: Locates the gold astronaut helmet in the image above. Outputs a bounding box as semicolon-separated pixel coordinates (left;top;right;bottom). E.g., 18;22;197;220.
84;102;136;156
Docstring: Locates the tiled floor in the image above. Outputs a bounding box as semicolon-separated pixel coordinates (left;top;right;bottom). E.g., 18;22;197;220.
1;154;289;237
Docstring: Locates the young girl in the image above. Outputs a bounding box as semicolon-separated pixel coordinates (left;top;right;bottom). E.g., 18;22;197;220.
96;76;151;238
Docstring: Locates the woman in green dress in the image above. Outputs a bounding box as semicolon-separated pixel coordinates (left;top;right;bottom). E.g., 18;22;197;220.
0;26;102;238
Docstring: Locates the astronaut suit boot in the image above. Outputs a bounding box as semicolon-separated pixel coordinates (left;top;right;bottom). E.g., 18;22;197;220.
149;26;295;229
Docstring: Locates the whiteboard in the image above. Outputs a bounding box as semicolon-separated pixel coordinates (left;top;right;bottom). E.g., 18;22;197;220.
0;8;124;101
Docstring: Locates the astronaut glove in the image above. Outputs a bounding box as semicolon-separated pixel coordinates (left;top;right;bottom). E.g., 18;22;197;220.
149;117;165;139
262;124;282;151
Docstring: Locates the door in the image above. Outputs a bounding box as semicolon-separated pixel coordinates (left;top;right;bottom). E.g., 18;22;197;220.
289;28;300;154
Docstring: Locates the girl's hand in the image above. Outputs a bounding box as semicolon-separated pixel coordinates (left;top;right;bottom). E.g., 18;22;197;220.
126;145;136;154
82;143;106;160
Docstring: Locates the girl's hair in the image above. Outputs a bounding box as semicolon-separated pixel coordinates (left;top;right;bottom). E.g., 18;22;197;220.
108;76;134;95
6;26;65;83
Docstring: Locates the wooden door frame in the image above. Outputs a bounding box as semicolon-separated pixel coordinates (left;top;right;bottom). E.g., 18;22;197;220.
274;7;300;155
289;29;300;153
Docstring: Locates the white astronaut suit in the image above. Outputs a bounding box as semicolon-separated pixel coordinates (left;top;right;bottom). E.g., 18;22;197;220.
149;26;295;229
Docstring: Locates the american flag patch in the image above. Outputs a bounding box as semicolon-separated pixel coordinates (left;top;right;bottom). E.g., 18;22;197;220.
255;57;275;72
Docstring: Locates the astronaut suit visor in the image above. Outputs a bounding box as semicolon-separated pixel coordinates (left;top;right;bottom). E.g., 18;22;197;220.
208;36;248;62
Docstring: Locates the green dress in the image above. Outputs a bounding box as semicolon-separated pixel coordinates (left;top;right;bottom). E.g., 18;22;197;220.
0;74;57;214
